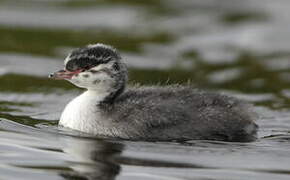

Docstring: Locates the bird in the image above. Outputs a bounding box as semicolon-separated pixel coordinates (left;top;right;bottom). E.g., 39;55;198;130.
49;43;258;142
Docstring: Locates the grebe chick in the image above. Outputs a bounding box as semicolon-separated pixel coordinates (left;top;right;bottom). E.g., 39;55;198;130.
49;44;258;142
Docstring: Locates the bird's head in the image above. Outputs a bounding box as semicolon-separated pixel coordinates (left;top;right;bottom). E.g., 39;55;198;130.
50;44;128;99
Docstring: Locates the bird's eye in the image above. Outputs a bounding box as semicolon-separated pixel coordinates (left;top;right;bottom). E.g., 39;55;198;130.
66;62;78;72
83;65;93;71
66;57;101;72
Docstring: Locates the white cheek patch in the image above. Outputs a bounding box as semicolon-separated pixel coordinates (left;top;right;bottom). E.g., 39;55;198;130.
70;65;114;90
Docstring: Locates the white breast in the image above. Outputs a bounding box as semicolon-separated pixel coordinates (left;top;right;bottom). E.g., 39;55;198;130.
59;90;108;134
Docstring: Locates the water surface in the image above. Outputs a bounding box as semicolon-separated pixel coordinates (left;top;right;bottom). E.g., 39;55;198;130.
0;0;290;179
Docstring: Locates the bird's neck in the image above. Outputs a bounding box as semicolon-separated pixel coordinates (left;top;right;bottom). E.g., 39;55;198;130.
59;89;111;133
98;84;126;105
85;90;108;102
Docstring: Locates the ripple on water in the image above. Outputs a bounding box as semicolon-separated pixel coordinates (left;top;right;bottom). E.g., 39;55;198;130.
0;0;290;180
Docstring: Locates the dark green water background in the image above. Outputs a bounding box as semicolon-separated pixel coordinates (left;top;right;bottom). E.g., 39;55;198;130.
0;0;290;179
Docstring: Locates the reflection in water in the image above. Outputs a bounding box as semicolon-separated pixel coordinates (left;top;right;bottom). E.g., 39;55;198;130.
0;0;290;179
57;137;215;180
60;137;122;180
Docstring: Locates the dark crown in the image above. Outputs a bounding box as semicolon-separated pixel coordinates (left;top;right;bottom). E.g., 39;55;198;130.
65;44;120;72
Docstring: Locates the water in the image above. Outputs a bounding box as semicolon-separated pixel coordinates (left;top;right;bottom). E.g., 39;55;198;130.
0;0;290;179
